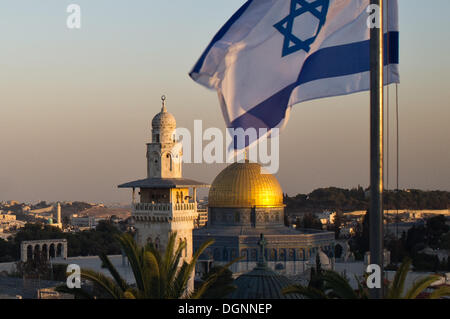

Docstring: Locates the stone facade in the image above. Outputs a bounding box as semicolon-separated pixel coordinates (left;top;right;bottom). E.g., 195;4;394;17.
21;239;68;262
193;161;336;278
147;98;182;179
118;98;209;292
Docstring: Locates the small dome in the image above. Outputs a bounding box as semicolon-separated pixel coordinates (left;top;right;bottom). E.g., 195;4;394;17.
151;104;176;129
208;161;283;208
228;264;302;299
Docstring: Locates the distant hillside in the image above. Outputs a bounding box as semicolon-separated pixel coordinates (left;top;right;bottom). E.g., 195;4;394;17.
285;187;449;214
77;206;131;219
60;202;95;216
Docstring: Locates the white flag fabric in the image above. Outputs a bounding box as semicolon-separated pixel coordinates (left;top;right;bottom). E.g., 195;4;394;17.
190;0;399;148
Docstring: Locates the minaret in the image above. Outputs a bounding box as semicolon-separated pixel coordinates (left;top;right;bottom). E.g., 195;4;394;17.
51;202;62;229
147;96;182;179
118;96;209;293
57;202;61;226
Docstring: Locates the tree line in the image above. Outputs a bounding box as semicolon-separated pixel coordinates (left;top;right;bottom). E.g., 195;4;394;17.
285;187;449;213
0;220;123;262
350;214;450;271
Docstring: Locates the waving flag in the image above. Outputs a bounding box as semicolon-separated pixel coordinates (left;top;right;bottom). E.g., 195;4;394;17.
190;0;399;149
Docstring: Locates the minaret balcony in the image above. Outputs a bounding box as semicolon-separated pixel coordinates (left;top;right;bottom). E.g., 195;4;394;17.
133;202;172;214
132;202;198;221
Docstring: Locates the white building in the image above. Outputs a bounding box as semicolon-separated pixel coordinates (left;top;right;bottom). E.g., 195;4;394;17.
317;211;337;225
70;215;104;229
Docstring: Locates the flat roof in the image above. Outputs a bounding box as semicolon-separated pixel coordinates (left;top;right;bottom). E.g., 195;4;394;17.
118;177;210;189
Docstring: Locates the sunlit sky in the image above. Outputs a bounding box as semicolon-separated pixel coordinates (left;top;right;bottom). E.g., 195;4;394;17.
0;0;449;204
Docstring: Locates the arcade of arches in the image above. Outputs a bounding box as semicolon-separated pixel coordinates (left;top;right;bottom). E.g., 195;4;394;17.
20;239;68;262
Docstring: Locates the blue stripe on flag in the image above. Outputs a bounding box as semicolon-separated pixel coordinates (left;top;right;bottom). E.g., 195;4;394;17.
230;31;399;133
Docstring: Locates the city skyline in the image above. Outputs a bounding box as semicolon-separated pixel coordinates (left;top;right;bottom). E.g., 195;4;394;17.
0;0;449;204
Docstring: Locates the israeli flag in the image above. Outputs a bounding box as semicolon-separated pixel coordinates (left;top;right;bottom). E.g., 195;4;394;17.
190;0;399;149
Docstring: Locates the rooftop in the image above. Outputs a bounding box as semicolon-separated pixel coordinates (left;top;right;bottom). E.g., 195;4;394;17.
118;177;209;189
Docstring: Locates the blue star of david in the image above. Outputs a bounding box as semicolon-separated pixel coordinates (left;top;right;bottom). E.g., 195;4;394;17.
274;0;329;57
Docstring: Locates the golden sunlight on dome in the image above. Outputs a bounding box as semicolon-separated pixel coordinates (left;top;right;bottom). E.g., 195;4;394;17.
208;161;284;208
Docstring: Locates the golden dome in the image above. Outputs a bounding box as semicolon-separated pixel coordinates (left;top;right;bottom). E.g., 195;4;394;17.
208;161;284;208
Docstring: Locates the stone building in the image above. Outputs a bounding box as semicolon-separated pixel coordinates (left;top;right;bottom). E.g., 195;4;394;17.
118;97;208;290
20;239;67;262
118;97;335;291
228;234;302;299
193;161;335;277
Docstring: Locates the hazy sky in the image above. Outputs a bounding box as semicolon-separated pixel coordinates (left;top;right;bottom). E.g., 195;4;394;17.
0;0;449;204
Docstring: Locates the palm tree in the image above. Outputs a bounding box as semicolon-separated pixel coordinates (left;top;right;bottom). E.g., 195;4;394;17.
282;270;368;299
200;266;237;299
57;232;236;299
385;258;450;299
283;258;450;299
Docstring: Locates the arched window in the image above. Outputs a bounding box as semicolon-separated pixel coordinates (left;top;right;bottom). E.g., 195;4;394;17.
231;249;237;260
214;248;221;261
280;249;286;261
49;244;56;258
178;238;184;257
250;249;257;262
270;248;277;261
223;249;228;261
166;153;172;171
289;249;296;261
240;249;248;261
27;245;33;261
56;243;63;257
155;237;160;250
34;244;41;259
42;244;48;259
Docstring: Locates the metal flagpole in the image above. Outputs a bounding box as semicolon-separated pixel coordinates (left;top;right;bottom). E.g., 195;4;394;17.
369;0;384;299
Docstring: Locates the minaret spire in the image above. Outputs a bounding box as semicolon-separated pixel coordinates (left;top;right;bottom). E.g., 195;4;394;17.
161;95;167;112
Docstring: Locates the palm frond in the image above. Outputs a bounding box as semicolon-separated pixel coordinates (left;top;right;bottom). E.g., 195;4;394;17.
55;284;95;299
80;269;125;299
117;233;147;292
322;270;358;299
143;250;161;298
428;286;450;299
171;261;191;298
355;275;369;299
190;256;242;299
98;253;129;292
387;258;411;299
404;275;441;299
166;234;186;285
123;289;137;299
